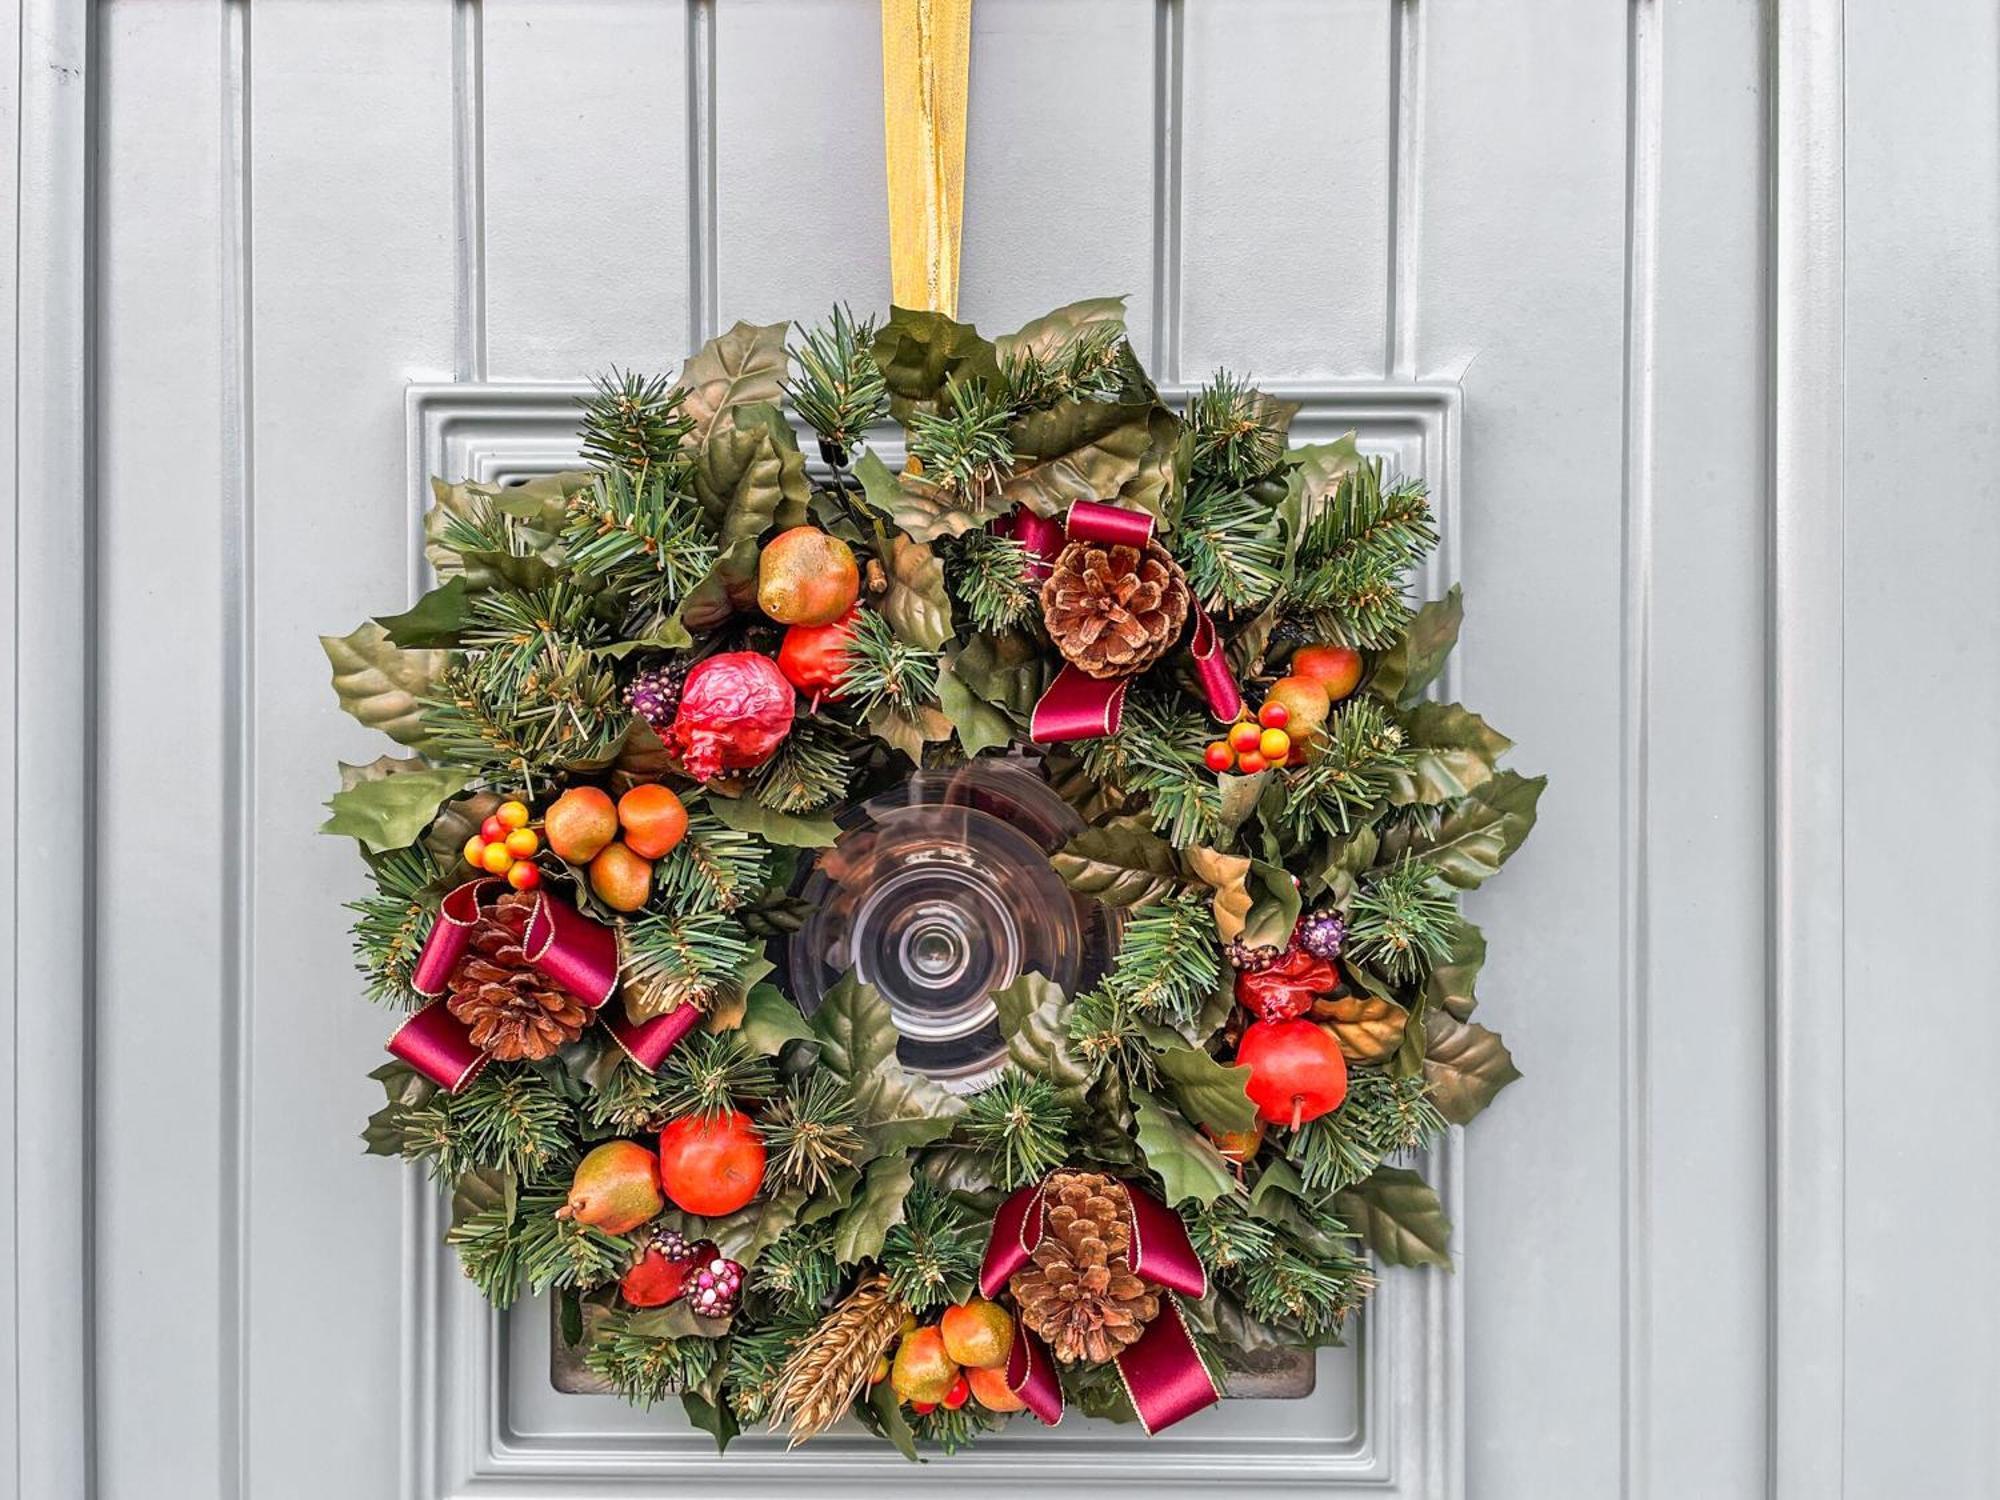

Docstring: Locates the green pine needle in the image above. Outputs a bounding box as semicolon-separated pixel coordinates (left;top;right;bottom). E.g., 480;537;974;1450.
1187;1199;1280;1276
347;846;444;1006
908;379;1014;503
1288;457;1437;648
1081;694;1221;847
1285;1071;1443;1195
946;529;1038;633
750;717;855;813
1278;698;1409;845
560;468;715;605
584;1058;675;1135
785;305;887;463
584;1309;724;1408
516;1185;632;1293
837;609;942;718
1184;371;1291;484
879;1183;984;1313
579;368;696;477
760;1072;866;1192
421;653;629;792
446;1203;527;1307
997;322;1128;409
961;1069;1072;1190
651;1030;777;1121
910;1402;998;1454
1066;984;1158;1094
1239;1247;1372;1339
1346;860;1457;982
750;1223;842;1314
619;909;762;1013
651;810;776;915
724;1311;818;1423
1102;891;1221;1026
1173;479;1288;612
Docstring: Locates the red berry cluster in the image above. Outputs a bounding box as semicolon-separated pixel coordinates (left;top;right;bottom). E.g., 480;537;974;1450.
1205;701;1301;776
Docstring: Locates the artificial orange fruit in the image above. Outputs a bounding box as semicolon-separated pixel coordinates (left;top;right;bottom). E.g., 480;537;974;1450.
890;1326;959;1406
588;841;653;912
617;783;688;860
544;786;618;863
939;1298;1014;1370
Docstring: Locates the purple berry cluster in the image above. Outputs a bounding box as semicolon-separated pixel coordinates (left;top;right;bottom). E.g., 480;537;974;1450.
1298;909;1345;960
622;662;686;734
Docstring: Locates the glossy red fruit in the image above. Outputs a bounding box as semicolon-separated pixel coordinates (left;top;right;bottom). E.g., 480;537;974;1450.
1258;701;1290;729
1236;1019;1349;1128
480;814;506;841
1235;947;1340;1023
1237;751;1269;775
1228;721;1263;754
941;1372;971;1410
619;1246;693;1307
1204;742;1235;773
910;1400;938;1416
777;607;861;702
658;1110;767;1216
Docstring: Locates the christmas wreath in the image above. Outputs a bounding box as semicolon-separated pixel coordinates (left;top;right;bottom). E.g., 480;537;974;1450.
327;297;1542;1455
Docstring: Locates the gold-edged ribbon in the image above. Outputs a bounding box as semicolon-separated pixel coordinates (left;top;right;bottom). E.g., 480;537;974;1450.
881;0;973;316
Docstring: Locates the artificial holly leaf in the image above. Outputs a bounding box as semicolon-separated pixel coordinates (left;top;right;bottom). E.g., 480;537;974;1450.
704;1186;807;1268
1404;770;1546;888
1155;1045;1258;1134
322;621;445;748
795;1166;858;1226
937;660;1013;757
677;320;790;456
853;446;983;543
991;973;1092;1106
833;1153;916;1263
1335;1165;1452;1268
680;1391;738;1455
1051;822;1184;908
1226;602;1282;679
739;983;814;1055
677;536;761;633
450;1166;517;1228
1285;435;1363;515
809;974;899;1084
855;1061;963;1154
1369;587;1463;708
422;790;503;867
375;576;473;648
320;766;469;854
992;295;1128;366
1240;859;1301;950
1132;1089;1239;1208
424;472;585;588
1424;917;1486;1020
998;399;1153;517
1184;846;1252;942
594;616;694;659
707;794;839;848
872;306;994;410
690;403;801;547
865;701;953;763
737;400;812;530
879;535;954;650
1422;1012;1521;1125
1121;403;1181;519
866;1377;922;1461
1322;995;1410;1065
1215;770;1268;840
950;629;1046;720
1386;702;1511;806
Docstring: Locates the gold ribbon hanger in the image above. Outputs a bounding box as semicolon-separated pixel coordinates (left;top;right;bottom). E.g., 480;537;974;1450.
881;0;973;316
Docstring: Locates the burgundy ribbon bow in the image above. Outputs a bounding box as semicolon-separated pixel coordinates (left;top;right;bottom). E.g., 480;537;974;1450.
1004;500;1244;743
387;879;699;1092
978;1176;1221;1434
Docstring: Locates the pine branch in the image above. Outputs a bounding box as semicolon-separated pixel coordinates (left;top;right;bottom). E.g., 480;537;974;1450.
725;1311;819;1424
652;809;776;914
579;368;696;477
961;1069;1073;1190
1238;1246;1372;1339
997;322;1128;409
1187;1198;1280;1276
347;846;445;1006
458;581;610;699
651;1030;777;1120
909;1403;998;1454
421;653;629;791
1346;860;1458;982
516;1185;631;1292
760;1072;865;1192
908;379;1014;504
1285;1071;1443;1195
446;1203;526;1306
785;305;887;464
1172;479;1287;612
751;1223;842;1314
584;1057;674;1135
584;1309;724;1408
620;909;762;1011
1277;698;1409;844
1066;984;1158;1094
750;717;855;814
560;468;715;605
1184;371;1291;484
879;1182;984;1313
1101;890;1221;1026
836;609;941;719
945;529;1038;633
452;1069;576;1179
1288;459;1437;648
1082;694;1222;847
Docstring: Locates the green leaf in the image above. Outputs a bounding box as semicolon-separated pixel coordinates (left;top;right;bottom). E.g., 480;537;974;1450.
689;405;799;548
854;447;982;543
680;1391;738;1454
1335;1165;1452;1268
871;307;994;409
997;399;1153;517
678;535;761;633
992;296;1128;366
937;661;1013;757
1423;918;1486;1020
594;617;694;658
1240;859;1301;950
865;701;953;763
321;621;446;748
695;1186;807;1268
833;1153;915;1263
1285;435;1364;513
450;1166;516;1227
1132;1089;1238;1208
374;576;472;648
990;974;1092;1107
866;1376;922;1461
739;984;814;1055
879;535;954;651
677;320;791;458
1422;1013;1521;1125
1370;587;1463;708
424;472;584;588
320;766;470;854
706;794;840;848
809;977;964;1151
1386;702;1512;806
1155;1045;1258;1134
950;629;1046;719
1405;770;1546;889
810;974;900;1084
1050;822;1184;908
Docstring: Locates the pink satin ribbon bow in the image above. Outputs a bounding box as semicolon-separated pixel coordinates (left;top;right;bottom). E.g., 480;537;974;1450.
978;1176;1222;1434
387;878;699;1091
1003;500;1244;742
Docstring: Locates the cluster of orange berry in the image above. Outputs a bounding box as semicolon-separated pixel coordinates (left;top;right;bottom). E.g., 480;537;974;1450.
463;799;542;891
1205;701;1301;775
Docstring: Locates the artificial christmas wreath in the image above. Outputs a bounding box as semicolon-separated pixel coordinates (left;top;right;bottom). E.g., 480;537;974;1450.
325;297;1542;1455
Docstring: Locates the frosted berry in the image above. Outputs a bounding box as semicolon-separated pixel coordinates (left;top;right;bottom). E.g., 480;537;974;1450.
690;1255;744;1319
1298;909;1346;960
622;661;688;734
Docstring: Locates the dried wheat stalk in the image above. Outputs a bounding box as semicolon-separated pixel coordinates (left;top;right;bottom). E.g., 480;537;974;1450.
767;1272;905;1446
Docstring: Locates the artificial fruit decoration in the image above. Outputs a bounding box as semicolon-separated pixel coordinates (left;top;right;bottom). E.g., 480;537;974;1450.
616;783;688;860
558;1140;664;1234
657;1109;767;1216
1261;675;1332;749
890;1325;958;1406
588;841;653;912
939;1297;1014;1370
1236;1019;1350;1129
1290;644;1363;703
777;606;861;706
668;652;795;780
757;525;862;626
1204;1120;1267;1164
1236;947;1340;1023
619;1245;694;1308
544;786;619;864
967;1364;1026;1412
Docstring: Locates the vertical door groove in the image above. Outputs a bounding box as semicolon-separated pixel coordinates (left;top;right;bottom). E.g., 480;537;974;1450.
1385;0;1421;378
685;0;717;351
1149;0;1182;381
452;0;486;381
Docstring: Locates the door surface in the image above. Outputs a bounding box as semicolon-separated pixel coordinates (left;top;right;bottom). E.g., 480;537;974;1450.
7;2;1996;1498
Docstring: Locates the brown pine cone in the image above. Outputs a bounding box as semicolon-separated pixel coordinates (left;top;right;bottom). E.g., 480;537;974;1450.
1041;538;1191;680
444;890;589;1062
1008;1170;1162;1365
